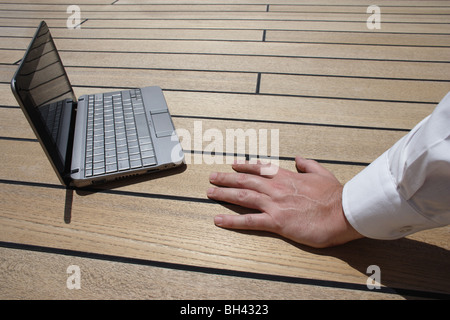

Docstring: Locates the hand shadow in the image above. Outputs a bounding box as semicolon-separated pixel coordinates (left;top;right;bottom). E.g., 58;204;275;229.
215;202;450;299
303;236;450;299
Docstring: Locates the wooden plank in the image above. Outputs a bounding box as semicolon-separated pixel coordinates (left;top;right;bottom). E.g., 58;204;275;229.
0;0;112;3
260;73;450;104
269;5;450;14
82;19;450;34
0;0;111;3
0;26;265;41
266;30;450;46
0;11;449;29
115;0;450;5
0;49;23;65
0;65;26;83
0;246;407;299
0;11;75;20
0;4;268;12
0;18;74;28
0;64;258;95
9;36;450;64
68;67;258;94
2;10;450;24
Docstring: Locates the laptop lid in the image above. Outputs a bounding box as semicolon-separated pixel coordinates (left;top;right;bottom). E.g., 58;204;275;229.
11;21;76;186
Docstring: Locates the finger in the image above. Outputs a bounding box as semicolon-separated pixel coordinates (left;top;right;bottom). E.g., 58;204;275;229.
295;156;335;178
232;160;279;178
209;171;272;195
214;213;274;232
207;186;270;211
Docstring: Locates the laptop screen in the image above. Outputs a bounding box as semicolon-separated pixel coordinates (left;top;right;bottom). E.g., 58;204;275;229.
11;21;76;185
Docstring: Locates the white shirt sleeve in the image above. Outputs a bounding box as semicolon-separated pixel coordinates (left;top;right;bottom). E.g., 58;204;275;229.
342;92;450;240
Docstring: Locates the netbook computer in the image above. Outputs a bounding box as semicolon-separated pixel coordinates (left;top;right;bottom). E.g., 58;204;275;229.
11;21;184;187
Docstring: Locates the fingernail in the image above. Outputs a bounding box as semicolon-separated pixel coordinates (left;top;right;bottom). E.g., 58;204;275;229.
214;216;223;226
209;172;217;181
207;187;215;196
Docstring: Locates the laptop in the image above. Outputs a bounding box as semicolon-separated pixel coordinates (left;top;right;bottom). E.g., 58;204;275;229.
11;21;184;187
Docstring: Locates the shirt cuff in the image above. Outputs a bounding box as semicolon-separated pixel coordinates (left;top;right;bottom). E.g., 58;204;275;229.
342;151;440;240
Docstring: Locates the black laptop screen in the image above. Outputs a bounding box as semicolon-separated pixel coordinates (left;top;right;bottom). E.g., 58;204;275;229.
11;21;76;185
13;22;75;112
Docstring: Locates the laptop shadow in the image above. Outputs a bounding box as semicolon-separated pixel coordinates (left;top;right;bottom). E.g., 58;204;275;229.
63;164;187;223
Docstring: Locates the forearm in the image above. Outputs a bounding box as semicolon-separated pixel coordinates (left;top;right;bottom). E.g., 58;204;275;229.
342;92;450;240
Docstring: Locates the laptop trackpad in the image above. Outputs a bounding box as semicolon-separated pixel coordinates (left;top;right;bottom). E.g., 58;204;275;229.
151;112;174;137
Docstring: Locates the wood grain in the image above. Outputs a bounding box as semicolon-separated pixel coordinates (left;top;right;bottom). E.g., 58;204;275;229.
1;0;449;300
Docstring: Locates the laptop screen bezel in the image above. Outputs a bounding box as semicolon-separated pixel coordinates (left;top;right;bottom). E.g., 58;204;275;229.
10;21;76;186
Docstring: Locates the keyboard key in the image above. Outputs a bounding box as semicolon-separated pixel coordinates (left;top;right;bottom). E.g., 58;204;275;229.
142;157;157;167
105;149;116;158
130;153;141;161
117;152;128;161
130;159;142;169
117;146;128;155
93;168;105;176
140;143;153;152
106;164;118;173
141;150;155;158
118;159;130;171
93;161;105;170
106;156;117;165
128;146;140;155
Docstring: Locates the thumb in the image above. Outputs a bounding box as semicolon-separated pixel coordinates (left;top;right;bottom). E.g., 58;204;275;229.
295;156;335;178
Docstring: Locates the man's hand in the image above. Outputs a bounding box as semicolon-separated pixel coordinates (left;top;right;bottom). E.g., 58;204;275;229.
207;156;363;248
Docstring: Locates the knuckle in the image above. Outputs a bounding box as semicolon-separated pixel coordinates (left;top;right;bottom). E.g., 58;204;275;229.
235;173;249;187
244;214;257;227
236;189;250;201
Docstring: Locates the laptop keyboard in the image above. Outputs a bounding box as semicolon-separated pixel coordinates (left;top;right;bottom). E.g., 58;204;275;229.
85;89;157;177
39;100;64;144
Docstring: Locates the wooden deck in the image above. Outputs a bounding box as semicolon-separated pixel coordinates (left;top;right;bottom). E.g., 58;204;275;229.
0;0;449;301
